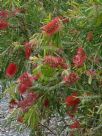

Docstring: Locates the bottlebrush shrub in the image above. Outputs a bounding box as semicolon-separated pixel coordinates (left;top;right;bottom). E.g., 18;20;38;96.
0;0;102;136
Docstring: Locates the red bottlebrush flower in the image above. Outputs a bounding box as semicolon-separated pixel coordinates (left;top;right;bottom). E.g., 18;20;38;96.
42;17;62;36
18;72;33;84
86;31;93;42
65;92;80;107
17;116;24;123
44;55;67;69
73;55;84;67
60;63;68;69
63;73;79;86
18;83;29;94
0;10;9;18
57;57;67;68
18;92;38;111
6;63;17;77
73;47;87;67
24;42;32;59
18;72;34;94
44;99;49;108
0;19;9;30
69;120;80;129
25;47;31;59
44;56;56;67
77;47;86;57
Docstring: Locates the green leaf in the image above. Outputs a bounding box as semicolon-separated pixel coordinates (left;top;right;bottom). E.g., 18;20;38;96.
24;106;39;128
95;13;102;27
41;65;55;77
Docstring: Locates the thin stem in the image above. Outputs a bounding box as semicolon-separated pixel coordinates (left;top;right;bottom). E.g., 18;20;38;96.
39;123;56;136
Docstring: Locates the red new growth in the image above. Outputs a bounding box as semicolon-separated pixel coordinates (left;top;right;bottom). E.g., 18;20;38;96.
63;72;79;86
17;116;24;123
33;73;41;81
59;16;70;23
86;31;93;42
9;99;18;109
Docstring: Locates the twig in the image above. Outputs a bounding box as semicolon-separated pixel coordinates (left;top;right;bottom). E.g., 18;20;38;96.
39;123;57;136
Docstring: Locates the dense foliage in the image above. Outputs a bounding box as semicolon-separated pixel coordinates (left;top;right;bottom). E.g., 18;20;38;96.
0;0;102;136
